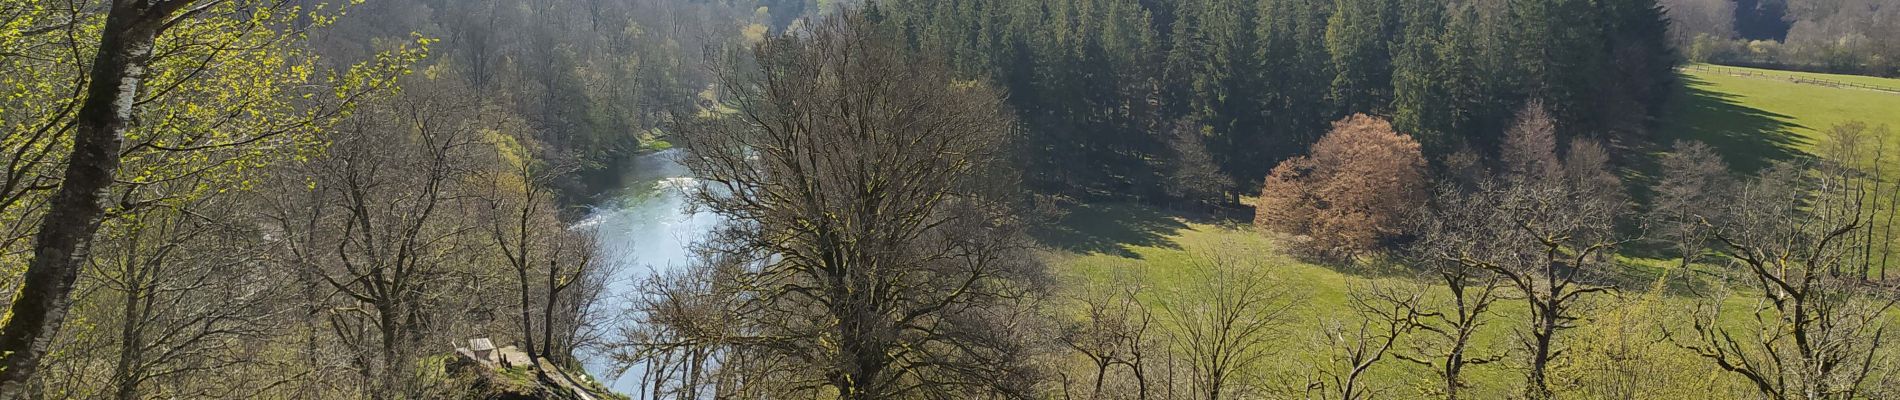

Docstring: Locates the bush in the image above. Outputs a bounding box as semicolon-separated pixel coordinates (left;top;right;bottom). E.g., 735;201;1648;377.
1255;114;1427;258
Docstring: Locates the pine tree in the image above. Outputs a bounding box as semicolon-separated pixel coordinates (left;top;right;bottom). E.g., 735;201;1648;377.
1598;0;1679;138
1325;0;1397;115
1257;0;1334;167
1170;0;1267;200
1390;0;1448;151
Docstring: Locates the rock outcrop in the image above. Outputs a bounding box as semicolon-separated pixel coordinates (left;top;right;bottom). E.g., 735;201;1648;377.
441;338;622;400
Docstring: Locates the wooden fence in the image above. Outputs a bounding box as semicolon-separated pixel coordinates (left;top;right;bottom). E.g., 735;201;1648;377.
1684;65;1900;95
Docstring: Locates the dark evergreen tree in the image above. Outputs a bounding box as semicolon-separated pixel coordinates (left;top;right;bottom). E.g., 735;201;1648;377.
1325;0;1398;115
1257;0;1336;150
1390;0;1448;150
875;0;1676;205
1169;0;1269;200
1599;0;1679;138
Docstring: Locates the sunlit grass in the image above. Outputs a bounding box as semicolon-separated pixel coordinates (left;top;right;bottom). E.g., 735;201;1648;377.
1038;203;1787;397
1042;208;1539;397
1662;65;1900;171
1032;66;1900;397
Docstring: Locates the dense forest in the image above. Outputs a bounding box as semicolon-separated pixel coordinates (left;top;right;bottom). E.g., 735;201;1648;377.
1665;0;1900;75
1;0;1898;399
878;0;1675;205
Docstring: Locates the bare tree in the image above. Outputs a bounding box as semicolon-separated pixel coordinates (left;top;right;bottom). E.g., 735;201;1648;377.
1672;160;1900;400
1424;102;1632;399
667;11;1045;399
1163;119;1229;210
17;176;291;399
1306;283;1424;400
1403;184;1510;400
1059;281;1162;400
540;228;609;364
1811;123;1900;282
96;190;282;400
1649;140;1731;269
1160;243;1300;400
264;78;495;399
478;131;604;379
614;254;754;400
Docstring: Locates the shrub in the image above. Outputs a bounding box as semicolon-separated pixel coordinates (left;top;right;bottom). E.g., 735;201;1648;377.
1255;114;1427;257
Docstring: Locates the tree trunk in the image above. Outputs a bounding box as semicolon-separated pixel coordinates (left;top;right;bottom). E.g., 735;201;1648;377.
377;301;406;400
1526;307;1557;400
834;271;888;400
111;267;148;400
1444;355;1461;400
515;264;545;377
540;260;560;361
1091;359;1109;398
1130;359;1149;400
0;1;188;394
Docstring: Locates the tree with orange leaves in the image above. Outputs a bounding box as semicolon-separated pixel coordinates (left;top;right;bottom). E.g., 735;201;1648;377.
1256;114;1428;258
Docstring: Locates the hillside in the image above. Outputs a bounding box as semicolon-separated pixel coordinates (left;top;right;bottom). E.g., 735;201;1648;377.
1037;203;1760;398
1031;65;1900;398
3;0;1886;397
1661;64;1900;171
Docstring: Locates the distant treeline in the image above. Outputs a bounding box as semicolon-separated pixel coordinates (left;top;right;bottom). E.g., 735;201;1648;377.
309;0;761;202
872;0;1676;205
1665;0;1900;77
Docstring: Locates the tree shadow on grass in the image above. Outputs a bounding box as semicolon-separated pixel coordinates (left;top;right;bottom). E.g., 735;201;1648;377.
1601;73;1813;296
1654;74;1812;173
1031;202;1188;259
1617;74;1812;263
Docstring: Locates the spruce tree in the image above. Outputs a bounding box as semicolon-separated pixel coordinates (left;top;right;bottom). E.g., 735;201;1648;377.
1390;0;1448;150
1325;0;1397;115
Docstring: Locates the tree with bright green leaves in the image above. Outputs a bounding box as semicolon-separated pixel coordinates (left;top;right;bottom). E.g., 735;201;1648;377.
0;1;421;393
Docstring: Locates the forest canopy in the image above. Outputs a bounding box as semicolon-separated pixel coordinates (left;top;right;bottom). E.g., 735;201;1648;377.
876;0;1675;205
6;0;1900;399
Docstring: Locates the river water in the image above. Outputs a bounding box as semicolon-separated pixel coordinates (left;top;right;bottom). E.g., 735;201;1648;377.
575;149;720;394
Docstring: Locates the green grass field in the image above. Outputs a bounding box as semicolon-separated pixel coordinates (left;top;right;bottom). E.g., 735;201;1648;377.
1032;66;1900;398
1035;203;1756;398
1690;64;1900;92
1036;204;1514;397
1661;64;1900;171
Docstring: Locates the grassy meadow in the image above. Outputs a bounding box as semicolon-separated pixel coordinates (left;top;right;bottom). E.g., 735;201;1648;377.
1034;203;1767;398
1031;66;1900;398
1661;64;1900;172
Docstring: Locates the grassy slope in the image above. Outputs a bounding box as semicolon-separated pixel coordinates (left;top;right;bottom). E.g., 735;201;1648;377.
1039;204;1513;397
1037;67;1900;398
1038;203;1783;398
1660;64;1900;172
1660;65;1900;275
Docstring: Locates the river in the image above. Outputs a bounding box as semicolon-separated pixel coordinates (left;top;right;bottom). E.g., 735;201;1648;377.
575;148;720;394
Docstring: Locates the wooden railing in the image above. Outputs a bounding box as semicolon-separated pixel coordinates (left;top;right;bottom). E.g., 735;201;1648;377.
1684;65;1900;95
